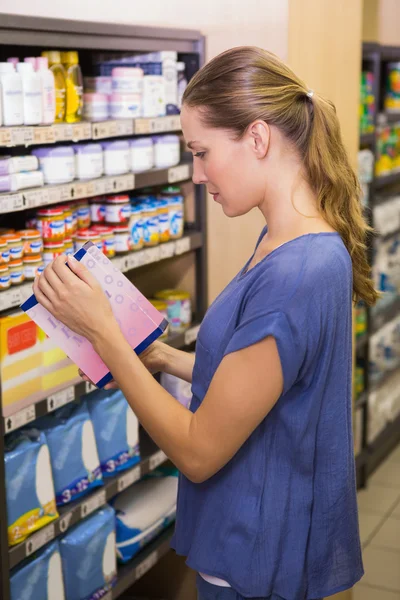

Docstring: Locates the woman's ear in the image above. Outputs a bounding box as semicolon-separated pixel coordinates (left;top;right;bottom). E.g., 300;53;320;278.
247;120;270;159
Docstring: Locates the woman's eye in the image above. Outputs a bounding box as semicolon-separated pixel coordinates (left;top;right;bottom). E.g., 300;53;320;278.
194;152;206;159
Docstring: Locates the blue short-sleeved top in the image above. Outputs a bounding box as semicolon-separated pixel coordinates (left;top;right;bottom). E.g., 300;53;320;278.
171;228;364;599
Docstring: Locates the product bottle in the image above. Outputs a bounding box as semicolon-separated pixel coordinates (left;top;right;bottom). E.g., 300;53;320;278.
7;57;19;68
24;57;38;70
16;62;42;125
61;51;83;123
176;62;187;109
42;51;66;123
0;62;23;126
36;57;56;124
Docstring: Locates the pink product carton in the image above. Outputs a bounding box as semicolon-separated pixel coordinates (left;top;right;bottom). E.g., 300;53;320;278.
21;242;168;388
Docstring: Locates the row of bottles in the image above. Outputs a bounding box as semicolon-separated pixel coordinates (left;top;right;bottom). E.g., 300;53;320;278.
0;51;83;127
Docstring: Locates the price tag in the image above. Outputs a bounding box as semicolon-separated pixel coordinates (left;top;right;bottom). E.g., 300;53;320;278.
125;251;145;271
58;184;76;202
80;489;106;519
148;246;161;264
116;119;134;136
4;405;36;434
47;386;75;413
25;524;55;557
149;450;167;471
169;115;181;131
74;182;88;199
10;127;35;147
184;324;200;346
135;551;158;579
71;124;85;142
175;237;191;255
159;241;175;260
134;118;151;135
85;381;97;394
0;128;12;146
81;122;92;140
0;286;23;311
111;174;134;194
54;124;73;142
25;188;49;209
12;193;25;211
94;179;107;195
33;126;56;145
58;511;74;533
150;118;166;133
117;465;141;492
168;164;190;184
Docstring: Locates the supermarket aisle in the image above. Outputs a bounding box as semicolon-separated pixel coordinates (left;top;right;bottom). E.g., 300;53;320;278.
354;445;400;599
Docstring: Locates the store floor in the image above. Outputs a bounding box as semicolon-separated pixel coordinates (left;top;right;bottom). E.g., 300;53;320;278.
354;444;400;599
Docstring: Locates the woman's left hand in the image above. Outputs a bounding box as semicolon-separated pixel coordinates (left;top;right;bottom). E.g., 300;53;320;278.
33;254;117;344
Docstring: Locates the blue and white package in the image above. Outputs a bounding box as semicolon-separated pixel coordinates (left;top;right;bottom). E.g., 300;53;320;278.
86;389;140;477
60;506;117;600
10;540;65;600
5;429;58;546
37;400;103;506
112;467;178;563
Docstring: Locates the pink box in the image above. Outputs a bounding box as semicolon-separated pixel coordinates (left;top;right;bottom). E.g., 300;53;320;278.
21;242;168;387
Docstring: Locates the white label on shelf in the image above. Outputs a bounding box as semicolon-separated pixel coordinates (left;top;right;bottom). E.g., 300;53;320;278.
104;174;134;194
184;324;200;346
25;524;55;557
92;121;117;140
134;118;151;135
0;128;12;146
125;251;145;271
85;381;97;394
116;119;134;136
0;193;24;213
150;118;167;133
0;286;23;311
4;404;36;434
58;511;74;534
47;386;75;413
135;551;159;579
149;450;167;471
159;241;175;260
10;127;35;147
175;237;191;256
169;115;181;131
168;164;190;184
117;465;141;493
74;181;89;200
33;126;56;145
59;184;76;202
47;186;62;205
146;246;161;264
24;188;49;209
54;124;73;142
80;489;107;519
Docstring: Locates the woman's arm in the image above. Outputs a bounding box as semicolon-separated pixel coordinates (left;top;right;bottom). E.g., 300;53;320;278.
159;343;195;383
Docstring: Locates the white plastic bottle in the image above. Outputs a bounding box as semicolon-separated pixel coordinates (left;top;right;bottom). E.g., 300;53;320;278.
0;63;23;126
17;62;42;125
36;57;56;124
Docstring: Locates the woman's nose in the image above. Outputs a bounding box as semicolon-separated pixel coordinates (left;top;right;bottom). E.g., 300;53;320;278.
192;162;208;185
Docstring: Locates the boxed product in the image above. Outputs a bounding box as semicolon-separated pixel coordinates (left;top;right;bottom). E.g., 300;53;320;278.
86;388;140;476
112;467;178;563
0;311;79;417
10;540;65;600
37;400;103;506
5;429;58;545
60;506;117;600
21;241;168;388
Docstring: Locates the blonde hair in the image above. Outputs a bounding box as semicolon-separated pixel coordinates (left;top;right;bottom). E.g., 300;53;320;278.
183;46;377;306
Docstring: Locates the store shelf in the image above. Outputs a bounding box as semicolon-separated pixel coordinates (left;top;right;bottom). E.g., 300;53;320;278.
112;525;174;598
366;411;400;477
0;162;193;214
356;332;368;352
355;391;368;410
374;172;400;189
360;132;375;146
8;436;168;570
0;231;202;314
371;296;400;334
0;116;181;148
382;112;400;126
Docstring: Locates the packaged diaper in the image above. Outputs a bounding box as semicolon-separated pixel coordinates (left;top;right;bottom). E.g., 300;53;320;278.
5;429;58;546
60;506;117;600
161;372;192;409
10;540;65;600
112;467;178;563
37;400;103;506
86;388;140;477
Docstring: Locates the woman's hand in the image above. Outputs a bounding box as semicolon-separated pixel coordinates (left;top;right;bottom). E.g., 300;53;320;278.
33;254;119;344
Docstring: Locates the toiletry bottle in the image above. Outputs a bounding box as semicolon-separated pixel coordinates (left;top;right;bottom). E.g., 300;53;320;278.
24;57;38;71
42;51;66;123
0;62;23;126
37;57;56;124
61;51;83;123
7;57;19;68
17;62;42;125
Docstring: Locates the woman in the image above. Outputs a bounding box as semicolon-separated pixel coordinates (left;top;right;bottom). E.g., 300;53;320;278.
34;47;377;600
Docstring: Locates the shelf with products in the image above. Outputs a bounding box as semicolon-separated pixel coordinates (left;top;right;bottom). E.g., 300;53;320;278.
360;132;375;146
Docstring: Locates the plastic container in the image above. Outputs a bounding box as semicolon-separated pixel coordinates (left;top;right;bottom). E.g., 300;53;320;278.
23;255;44;280
19;229;43;256
61;51;83;123
0;171;44;192
130;138;154;173
109;93;141;119
2;234;23;260
9;259;25;285
16;62;42;125
154;289;191;331
105;195;131;224
0;264;10;290
74;230;102;252
149;299;168;339
168;194;184;239
42;51;66;123
83;93;109;122
153;135;180;168
24;57;38;70
37;208;65;242
76;203;91;230
90;198;106;224
129;204;144;251
60;204;74;236
83;76;112;95
112;225;132;253
32;146;75;185
64;238;74;255
36;56;56;124
43;241;64;263
0;239;10;264
0;155;39;175
111;67;144;94
0;62;23;126
141;202;159;247
73;143;103;180
91;226;116;258
142;75;166;118
157;199;170;243
102;141;130;176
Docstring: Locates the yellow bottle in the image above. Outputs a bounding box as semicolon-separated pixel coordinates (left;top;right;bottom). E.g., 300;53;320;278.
61;51;83;123
42;51;66;123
